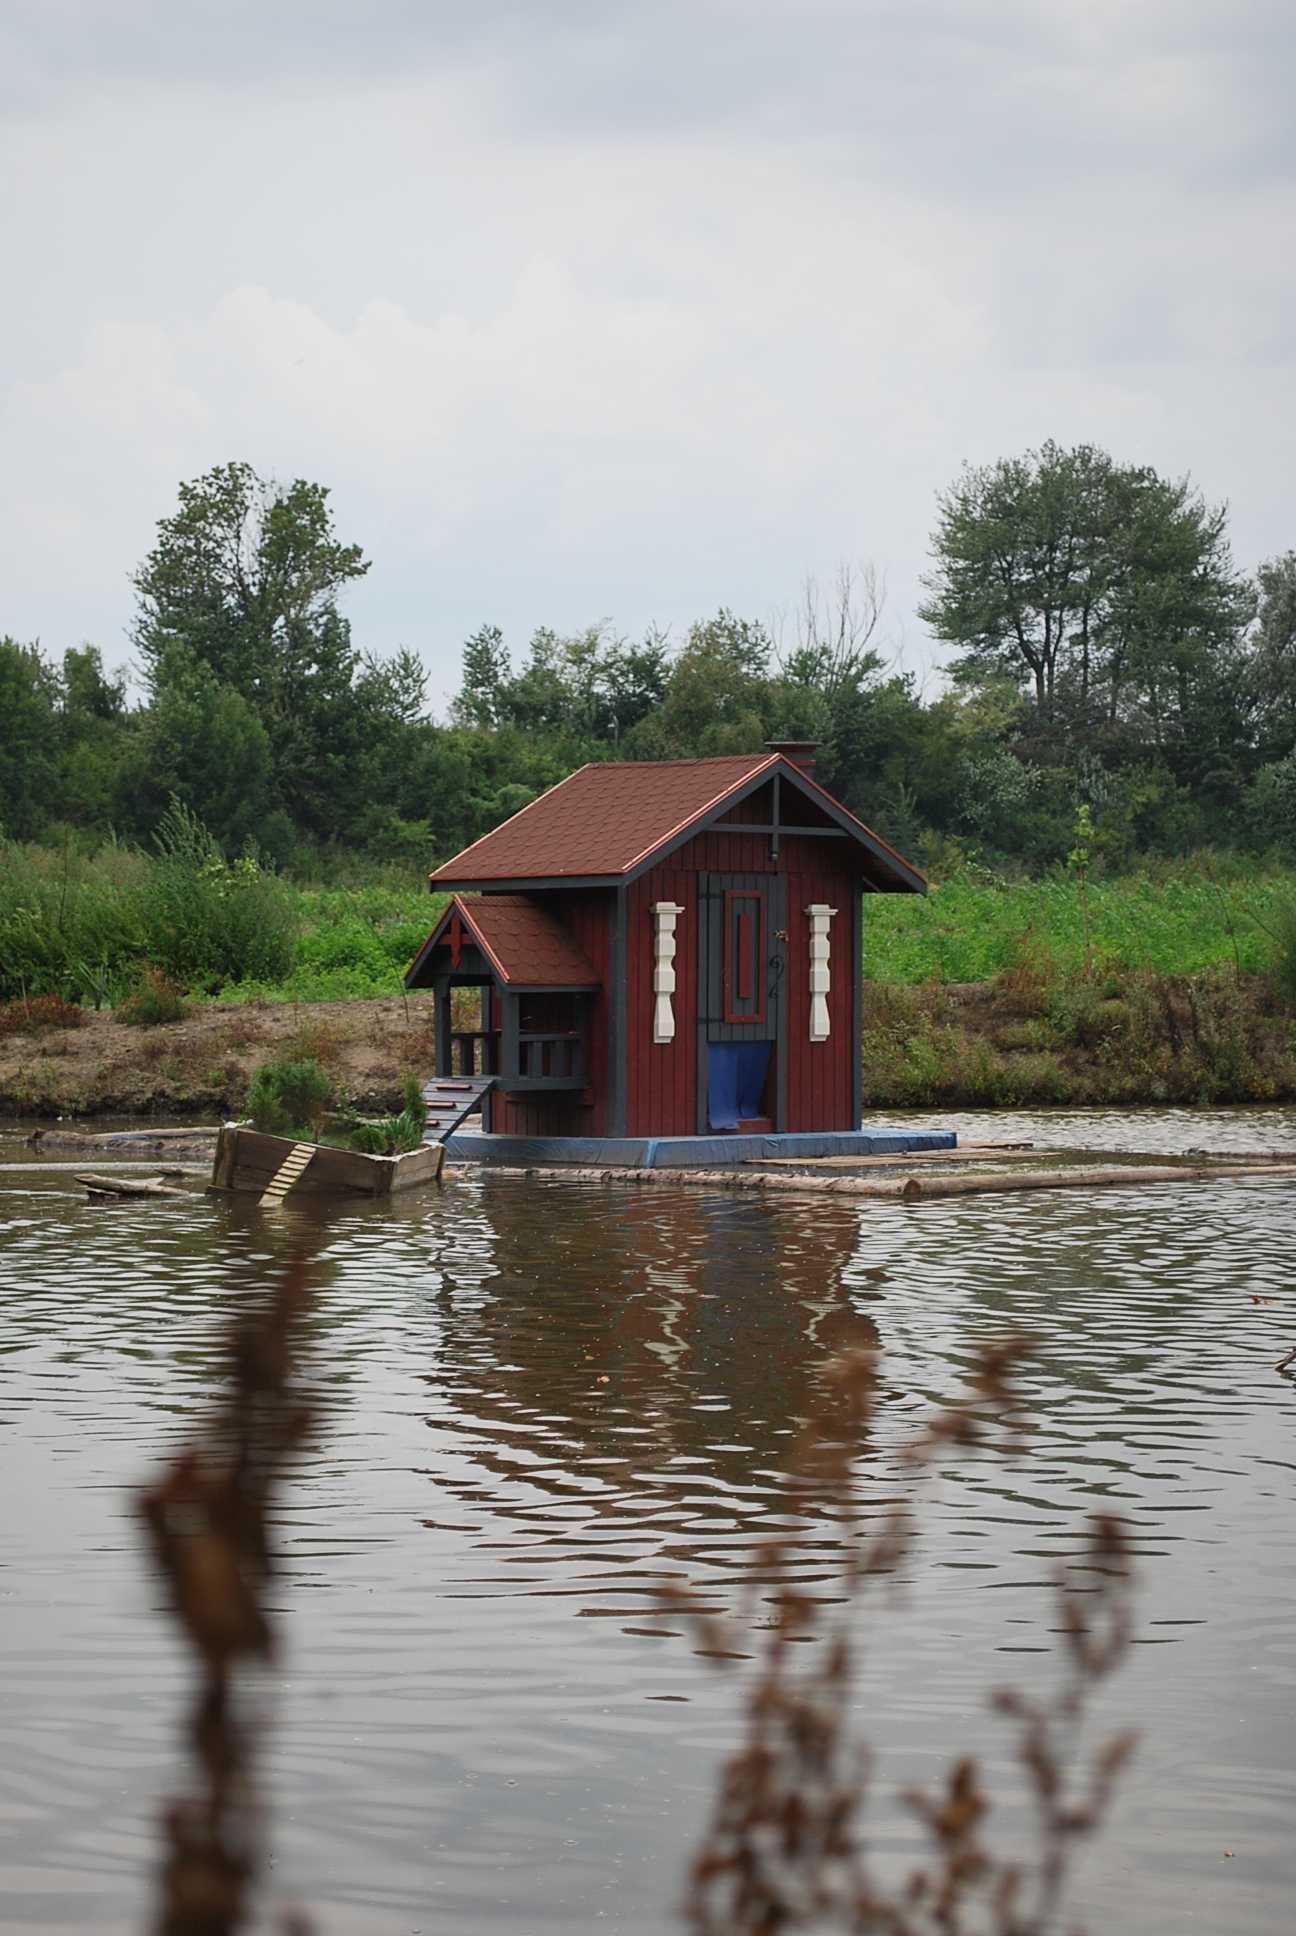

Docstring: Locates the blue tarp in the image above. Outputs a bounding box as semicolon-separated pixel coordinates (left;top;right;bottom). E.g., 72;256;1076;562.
707;1043;771;1129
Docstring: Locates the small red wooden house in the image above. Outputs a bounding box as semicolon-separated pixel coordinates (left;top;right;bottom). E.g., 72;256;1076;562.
405;743;924;1141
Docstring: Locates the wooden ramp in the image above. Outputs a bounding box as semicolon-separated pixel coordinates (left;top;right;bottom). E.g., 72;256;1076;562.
259;1140;316;1206
421;1076;494;1144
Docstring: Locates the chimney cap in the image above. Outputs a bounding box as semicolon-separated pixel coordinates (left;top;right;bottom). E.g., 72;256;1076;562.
765;738;819;771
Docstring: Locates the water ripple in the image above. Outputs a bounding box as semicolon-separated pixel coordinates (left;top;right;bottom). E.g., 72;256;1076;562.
1;1111;1294;1933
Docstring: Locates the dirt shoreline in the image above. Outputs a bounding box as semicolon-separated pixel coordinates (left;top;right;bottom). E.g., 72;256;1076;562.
0;997;435;1121
3;978;1295;1121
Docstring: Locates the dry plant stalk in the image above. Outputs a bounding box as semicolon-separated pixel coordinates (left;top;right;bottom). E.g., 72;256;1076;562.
137;1253;317;1936
670;1340;1137;1936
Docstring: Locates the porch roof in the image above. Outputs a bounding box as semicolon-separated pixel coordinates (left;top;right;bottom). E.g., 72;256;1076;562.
405;893;599;991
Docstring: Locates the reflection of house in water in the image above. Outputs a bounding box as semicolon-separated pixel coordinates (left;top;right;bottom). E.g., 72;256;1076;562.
415;1181;881;1580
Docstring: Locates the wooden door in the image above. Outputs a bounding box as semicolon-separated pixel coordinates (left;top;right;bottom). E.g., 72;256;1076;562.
697;873;786;1131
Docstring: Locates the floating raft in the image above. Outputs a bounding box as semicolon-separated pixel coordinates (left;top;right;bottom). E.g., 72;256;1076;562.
479;1152;1296;1205
443;1128;958;1168
210;1125;444;1200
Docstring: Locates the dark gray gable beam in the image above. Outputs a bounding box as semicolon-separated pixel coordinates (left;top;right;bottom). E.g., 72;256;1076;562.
505;981;601;994
404;916;455;988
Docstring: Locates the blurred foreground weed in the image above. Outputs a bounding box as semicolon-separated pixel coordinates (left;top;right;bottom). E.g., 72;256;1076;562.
137;1294;1133;1935
667;1340;1136;1935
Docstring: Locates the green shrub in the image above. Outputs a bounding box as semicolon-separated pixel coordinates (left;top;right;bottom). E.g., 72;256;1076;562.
333;1077;428;1155
993;1018;1060;1053
245;1057;334;1137
1057;991;1134;1049
1259;899;1296;1009
1010;1052;1076;1105
0;839;147;1004
116;967;189;1026
139;802;297;992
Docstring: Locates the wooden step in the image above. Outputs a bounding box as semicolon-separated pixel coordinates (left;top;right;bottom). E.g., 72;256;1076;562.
420;1075;495;1144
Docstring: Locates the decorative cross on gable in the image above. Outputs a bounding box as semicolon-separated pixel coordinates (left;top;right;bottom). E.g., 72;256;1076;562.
441;908;466;968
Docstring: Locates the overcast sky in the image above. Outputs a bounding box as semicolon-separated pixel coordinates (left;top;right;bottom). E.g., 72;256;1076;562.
2;0;1292;710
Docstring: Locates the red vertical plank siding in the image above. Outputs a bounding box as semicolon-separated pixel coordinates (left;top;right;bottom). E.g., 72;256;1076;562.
481;830;865;1141
624;830;861;1136
626;860;696;1136
715;780;774;825
780;837;858;1132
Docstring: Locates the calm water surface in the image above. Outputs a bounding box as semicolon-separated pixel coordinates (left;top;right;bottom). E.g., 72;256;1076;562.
2;1109;1294;1933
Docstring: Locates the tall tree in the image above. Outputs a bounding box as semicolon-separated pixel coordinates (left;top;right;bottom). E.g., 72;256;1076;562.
125;643;273;849
132;462;369;704
453;624;511;730
57;646;131;832
626;610;775;759
0;638;60;839
918;443;1252;743
1250;552;1296;763
132;462;383;835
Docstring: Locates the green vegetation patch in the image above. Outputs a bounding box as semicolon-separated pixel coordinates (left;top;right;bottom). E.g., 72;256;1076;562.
0;827;443;1008
246;1056;427;1153
212;887;442;1003
862;872;1296;985
116;967;189;1027
861;965;1296;1110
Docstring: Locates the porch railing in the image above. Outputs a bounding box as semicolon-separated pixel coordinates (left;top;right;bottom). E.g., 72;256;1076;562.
517;1030;585;1085
446;1027;585;1088
448;1029;498;1078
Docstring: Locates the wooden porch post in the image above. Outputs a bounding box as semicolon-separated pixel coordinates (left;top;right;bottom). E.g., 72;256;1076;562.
434;977;453;1079
501;988;520;1081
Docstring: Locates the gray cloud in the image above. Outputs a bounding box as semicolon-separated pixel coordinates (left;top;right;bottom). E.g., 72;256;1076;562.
1;0;1292;704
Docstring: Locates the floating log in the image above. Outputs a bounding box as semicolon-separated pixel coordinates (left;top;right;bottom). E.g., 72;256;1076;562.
76;1172;191;1199
32;1127;219;1155
754;1143;1296;1173
483;1158;1296;1205
752;1145;1048;1169
209;1124;444;1200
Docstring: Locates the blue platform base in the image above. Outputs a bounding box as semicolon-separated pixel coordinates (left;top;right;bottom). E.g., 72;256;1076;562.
443;1128;956;1169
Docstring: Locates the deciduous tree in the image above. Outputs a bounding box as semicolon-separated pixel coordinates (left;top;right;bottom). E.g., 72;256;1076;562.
919;443;1253;745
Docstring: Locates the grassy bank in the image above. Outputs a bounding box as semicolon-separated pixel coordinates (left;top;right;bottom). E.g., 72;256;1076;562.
863;868;1294;984
7;841;1296;1006
855;869;1296;1108
862;967;1296;1109
0;830;441;1007
4;970;1295;1121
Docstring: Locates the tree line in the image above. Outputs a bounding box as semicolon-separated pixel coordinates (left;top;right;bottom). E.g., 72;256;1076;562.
4;449;1295;874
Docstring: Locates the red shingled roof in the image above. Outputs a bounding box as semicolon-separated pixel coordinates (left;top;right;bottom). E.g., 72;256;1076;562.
407;894;598;989
430;754;778;884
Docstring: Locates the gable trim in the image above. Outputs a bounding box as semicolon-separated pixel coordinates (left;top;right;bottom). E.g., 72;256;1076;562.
621;757;927;892
404;894;600;991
